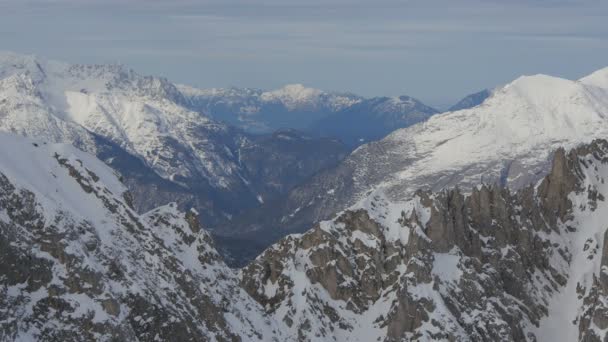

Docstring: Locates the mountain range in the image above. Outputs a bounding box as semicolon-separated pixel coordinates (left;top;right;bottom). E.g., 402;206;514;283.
221;67;608;265
2;51;608;341
179;83;441;147
3;128;608;341
0;52;349;229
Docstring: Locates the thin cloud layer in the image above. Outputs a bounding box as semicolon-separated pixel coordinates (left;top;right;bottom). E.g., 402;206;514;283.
0;0;607;107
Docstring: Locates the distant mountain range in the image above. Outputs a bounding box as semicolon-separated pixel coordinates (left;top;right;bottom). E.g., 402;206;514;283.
0;52;348;228
222;66;608;265
179;83;446;147
178;83;362;133
2;51;608;341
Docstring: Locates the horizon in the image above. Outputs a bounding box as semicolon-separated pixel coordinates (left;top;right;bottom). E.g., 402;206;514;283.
2;49;606;111
1;0;608;108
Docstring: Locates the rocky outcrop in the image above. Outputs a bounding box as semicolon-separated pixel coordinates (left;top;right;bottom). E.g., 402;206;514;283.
227;68;608;267
4;135;608;341
0;135;282;341
241;139;608;341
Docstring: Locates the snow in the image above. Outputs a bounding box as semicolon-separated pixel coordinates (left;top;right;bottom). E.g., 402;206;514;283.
0;51;244;191
0;133;125;229
533;152;608;341
261;84;322;105
432;251;463;284
0;130;285;341
332;66;608;215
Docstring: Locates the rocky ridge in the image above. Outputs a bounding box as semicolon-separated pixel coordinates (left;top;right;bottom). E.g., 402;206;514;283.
0;133;283;341
241;139;608;341
3;133;608;341
224;67;608;262
0;52;348;228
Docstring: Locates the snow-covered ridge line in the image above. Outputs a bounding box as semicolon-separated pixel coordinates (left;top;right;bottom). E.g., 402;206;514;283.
241;63;608;247
0;131;285;341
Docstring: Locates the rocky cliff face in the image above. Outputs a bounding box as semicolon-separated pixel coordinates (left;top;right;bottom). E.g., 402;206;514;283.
308;95;438;147
0;52;348;231
240;139;608;341
0;134;283;341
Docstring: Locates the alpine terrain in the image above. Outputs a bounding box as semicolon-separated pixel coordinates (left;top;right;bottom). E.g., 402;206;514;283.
3;128;608;341
2;49;608;342
179;84;439;147
0;52;348;228
308;95;438;147
178;83;362;133
224;67;608;264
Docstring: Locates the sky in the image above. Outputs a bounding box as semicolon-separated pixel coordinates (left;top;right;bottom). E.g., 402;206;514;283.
1;0;607;108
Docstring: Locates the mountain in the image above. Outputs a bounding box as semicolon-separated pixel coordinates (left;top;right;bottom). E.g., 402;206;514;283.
241;139;608;341
0;52;348;229
178;83;362;133
308;95;439;147
178;84;439;146
448;89;491;111
4;130;608;341
0;133;283;341
222;68;608;265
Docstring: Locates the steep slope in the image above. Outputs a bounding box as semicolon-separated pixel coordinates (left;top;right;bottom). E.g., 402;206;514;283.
178;83;362;133
0;52;348;229
308;95;438;147
224;68;608;264
0;133;283;341
448;89;491;112
236;129;348;201
241;139;608;341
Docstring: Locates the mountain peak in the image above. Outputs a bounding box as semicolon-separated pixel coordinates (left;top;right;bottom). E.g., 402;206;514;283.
580;65;608;89
260;83;323;106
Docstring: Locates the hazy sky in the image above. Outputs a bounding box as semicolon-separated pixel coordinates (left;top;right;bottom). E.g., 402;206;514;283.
1;0;607;108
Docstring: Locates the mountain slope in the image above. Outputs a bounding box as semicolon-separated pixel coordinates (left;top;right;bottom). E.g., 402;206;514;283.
241;139;608;341
0;133;283;341
308;95;438;147
448;89;491;111
178;83;362;133
4;129;608;341
223;68;608;264
0;52;348;229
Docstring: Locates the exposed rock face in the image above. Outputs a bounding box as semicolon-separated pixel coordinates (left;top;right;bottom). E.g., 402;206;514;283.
178;83;363;134
241;139;608;341
0;134;282;341
227;70;608;266
0;52;348;240
3;136;608;341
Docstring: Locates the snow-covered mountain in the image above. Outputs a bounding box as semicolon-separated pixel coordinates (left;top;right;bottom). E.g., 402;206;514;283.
5;130;608;341
0;52;348;227
241;139;608;341
0;133;283;341
308;95;438;147
179;83;362;133
223;66;608;263
448;89;491;112
3;51;608;341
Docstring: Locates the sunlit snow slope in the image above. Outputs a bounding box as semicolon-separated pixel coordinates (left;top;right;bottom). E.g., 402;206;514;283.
236;66;608;245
